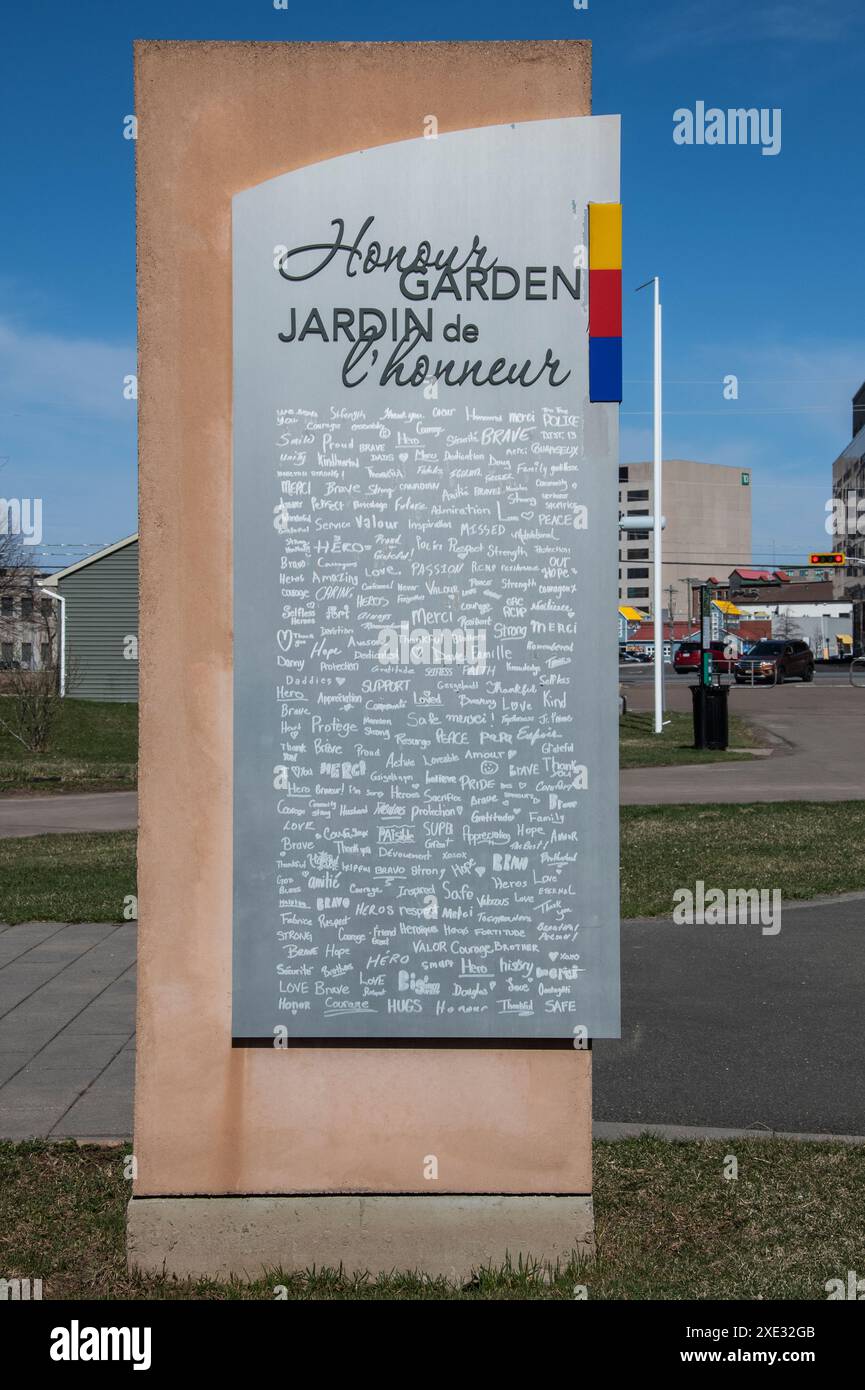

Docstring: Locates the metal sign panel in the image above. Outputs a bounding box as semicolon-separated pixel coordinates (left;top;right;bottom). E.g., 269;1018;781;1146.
232;117;621;1039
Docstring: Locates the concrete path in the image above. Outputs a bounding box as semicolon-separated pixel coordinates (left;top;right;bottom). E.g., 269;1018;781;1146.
0;921;135;1139
0;791;137;839
1;896;863;1141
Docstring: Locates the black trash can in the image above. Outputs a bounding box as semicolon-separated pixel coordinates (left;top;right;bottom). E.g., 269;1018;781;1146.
691;683;729;750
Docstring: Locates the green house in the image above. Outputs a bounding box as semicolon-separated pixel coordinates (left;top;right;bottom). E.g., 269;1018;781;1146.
45;535;139;702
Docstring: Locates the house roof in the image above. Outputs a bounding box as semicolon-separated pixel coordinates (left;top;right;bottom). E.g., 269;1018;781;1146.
731;568;774;582
43;534;138;585
735;580;837;606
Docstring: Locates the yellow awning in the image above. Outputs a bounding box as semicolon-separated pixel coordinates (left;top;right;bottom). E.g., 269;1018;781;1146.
619;605;648;622
839;633;853;645
713;599;742;616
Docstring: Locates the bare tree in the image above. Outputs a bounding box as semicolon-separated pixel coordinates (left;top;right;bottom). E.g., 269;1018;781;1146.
774;610;802;641
0;666;62;753
0;536;64;752
0;537;59;683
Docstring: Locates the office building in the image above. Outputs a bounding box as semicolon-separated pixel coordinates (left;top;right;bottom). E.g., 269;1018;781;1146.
618;459;752;623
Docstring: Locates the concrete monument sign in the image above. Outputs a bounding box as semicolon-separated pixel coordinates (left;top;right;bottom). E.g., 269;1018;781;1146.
129;38;617;1281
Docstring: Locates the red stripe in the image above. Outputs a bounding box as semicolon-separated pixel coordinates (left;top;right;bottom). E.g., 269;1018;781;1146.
589;269;622;338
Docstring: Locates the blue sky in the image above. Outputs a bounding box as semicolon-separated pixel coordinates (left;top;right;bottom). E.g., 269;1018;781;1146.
0;0;862;570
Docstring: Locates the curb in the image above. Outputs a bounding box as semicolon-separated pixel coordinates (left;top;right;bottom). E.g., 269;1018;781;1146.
594;1121;865;1145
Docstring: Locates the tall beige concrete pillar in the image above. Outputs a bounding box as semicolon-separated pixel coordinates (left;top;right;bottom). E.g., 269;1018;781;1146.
128;38;595;1282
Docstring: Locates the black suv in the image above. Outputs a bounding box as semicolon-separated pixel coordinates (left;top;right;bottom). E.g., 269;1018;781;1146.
734;639;815;684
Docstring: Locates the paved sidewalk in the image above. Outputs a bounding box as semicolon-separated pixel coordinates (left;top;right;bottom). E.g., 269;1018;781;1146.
1;896;863;1141
0;791;137;839
0;921;135;1139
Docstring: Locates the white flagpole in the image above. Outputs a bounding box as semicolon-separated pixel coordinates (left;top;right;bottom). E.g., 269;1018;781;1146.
653;277;663;733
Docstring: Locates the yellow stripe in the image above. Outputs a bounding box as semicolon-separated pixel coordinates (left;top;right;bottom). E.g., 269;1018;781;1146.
589;203;622;270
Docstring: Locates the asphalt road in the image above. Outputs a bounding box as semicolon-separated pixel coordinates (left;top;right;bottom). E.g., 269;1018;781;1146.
594;893;865;1136
621;671;865;803
0;675;862;837
2;897;863;1139
621;661;857;688
0;791;138;839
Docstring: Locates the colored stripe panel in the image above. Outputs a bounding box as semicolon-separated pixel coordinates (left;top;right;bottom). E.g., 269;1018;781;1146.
588;269;622;337
588;202;622;403
589;336;622;404
588;203;622;270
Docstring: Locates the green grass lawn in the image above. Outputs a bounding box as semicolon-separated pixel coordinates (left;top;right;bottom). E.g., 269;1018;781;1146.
0;831;137;923
619;801;865;917
619;709;765;768
0;699;137;793
3;803;865;924
0;703;762;792
0;1135;861;1300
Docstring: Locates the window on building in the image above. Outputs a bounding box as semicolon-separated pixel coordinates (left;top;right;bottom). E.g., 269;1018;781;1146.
628;568;649;579
628;489;649;501
40;643;51;668
21;597;33;621
628;549;649;560
1;642;12;662
20;643;32;667
627;587;649;599
631;531;649;541
1;596;12;616
41;597;53;617
619;466;629;482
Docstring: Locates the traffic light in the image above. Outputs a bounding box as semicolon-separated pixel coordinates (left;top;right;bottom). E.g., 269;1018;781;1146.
809;552;845;566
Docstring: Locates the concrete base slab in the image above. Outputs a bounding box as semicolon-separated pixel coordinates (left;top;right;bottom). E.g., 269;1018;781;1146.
127;1194;594;1282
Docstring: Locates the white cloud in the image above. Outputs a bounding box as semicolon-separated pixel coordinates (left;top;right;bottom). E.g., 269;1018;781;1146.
626;0;859;62
0;317;135;424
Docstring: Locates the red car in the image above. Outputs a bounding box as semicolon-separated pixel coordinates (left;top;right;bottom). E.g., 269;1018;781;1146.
673;640;734;675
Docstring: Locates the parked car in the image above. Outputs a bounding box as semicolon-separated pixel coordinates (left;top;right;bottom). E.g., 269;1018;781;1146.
734;639;815;684
673;640;734;675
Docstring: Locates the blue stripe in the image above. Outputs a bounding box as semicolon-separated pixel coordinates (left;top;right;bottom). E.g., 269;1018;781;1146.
589;336;622;403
